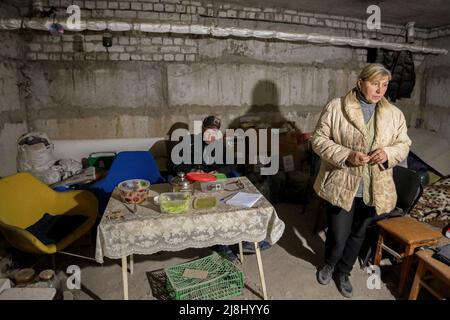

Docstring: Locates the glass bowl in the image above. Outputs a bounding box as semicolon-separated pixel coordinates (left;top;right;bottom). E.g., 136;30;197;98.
118;179;151;204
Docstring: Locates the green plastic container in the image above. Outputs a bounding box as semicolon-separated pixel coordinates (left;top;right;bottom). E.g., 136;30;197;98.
85;152;116;170
213;173;227;181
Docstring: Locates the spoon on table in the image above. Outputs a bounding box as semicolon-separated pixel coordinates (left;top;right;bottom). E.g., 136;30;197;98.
123;202;137;213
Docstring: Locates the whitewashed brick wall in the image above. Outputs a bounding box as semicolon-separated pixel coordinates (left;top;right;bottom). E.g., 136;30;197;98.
27;33;198;62
22;0;432;63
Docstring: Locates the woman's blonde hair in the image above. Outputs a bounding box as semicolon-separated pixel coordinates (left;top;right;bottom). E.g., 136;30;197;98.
358;63;392;82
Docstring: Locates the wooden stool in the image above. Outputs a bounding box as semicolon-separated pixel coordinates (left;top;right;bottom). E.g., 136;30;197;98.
409;249;450;300
374;216;442;295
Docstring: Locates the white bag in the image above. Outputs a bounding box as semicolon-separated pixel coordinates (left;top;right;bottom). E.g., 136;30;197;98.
56;159;83;179
16;132;55;172
32;168;62;185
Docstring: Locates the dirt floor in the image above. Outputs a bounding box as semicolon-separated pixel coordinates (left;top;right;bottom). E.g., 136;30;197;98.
1;202;445;300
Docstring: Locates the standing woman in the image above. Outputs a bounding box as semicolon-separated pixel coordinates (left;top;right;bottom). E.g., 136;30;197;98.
311;63;411;298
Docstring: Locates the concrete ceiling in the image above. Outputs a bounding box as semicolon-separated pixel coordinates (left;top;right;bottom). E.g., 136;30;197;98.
223;0;450;29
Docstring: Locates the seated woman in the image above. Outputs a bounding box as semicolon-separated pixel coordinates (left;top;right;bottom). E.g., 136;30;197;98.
167;115;271;261
167;115;239;177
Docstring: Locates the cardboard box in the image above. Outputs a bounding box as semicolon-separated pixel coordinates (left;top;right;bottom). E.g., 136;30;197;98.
278;131;303;172
236;124;311;174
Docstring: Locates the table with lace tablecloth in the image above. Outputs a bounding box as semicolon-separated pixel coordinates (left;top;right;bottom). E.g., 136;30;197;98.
95;176;285;300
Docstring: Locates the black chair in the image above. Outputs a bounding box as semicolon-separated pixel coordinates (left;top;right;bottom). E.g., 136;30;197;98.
359;166;423;268
303;149;321;216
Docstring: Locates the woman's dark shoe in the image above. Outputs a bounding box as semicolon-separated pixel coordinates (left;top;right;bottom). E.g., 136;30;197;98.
334;272;353;298
242;240;271;254
316;264;334;285
212;245;238;263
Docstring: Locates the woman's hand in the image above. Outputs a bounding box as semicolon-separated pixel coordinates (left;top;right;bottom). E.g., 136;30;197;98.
368;148;388;165
346;151;370;166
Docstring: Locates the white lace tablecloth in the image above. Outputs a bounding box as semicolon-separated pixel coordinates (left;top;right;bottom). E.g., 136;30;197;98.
95;177;285;263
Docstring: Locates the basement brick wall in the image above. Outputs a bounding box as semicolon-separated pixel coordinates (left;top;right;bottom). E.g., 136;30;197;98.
26;33;198;62
20;0;432;63
24;32;426;68
0;30;28;177
0;1;22;19
420;35;450;141
34;0;433;39
13;0;431;70
0;1;447;176
0;0;441;164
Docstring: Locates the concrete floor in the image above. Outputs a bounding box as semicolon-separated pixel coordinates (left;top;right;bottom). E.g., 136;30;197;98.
3;202;416;300
58;202;405;300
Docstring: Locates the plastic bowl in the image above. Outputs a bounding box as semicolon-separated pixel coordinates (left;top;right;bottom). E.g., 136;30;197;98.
158;192;191;214
118;179;151;204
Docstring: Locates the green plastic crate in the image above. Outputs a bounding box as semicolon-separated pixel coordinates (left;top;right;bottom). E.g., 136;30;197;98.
84;152;116;170
164;252;244;300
